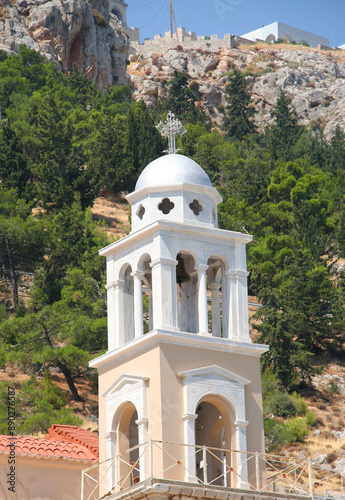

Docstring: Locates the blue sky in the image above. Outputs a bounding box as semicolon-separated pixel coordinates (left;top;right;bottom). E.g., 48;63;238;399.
127;0;345;48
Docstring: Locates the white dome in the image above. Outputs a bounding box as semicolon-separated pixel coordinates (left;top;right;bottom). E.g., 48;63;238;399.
135;154;212;191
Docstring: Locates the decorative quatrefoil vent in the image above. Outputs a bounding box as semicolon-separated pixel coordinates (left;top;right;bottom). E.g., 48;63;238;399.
136;204;145;220
158;198;175;215
189;199;203;216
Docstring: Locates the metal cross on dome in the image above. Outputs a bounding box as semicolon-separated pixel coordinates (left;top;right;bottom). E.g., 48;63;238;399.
156;111;187;154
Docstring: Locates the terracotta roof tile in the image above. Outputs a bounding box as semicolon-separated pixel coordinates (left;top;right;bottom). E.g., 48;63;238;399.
0;426;99;463
46;425;99;458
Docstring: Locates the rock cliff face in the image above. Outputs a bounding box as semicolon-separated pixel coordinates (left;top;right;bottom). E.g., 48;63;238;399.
0;0;128;89
127;44;345;140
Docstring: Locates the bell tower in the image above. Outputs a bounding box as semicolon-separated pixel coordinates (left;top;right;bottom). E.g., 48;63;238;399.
90;113;268;497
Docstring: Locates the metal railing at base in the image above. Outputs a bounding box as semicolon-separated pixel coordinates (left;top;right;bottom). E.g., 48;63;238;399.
81;441;345;500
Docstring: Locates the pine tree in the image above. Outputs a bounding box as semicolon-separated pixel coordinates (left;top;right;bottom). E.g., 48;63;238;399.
222;69;254;141
0;121;32;199
159;70;207;125
0;189;46;310
265;91;302;161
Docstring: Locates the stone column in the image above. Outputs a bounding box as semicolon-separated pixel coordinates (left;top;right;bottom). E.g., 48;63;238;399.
234;420;249;488
150;257;178;331
135;418;149;482
106;279;125;349
104;430;116;490
237;270;250;342
131;270;144;339
196;264;209;335
182;413;198;482
226;270;237;341
209;283;221;337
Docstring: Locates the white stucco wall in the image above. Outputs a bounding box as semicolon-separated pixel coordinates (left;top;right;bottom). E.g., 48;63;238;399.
242;21;330;48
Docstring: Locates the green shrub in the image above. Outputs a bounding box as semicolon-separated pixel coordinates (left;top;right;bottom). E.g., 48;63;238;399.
267;392;297;418
285;417;310;443
264;418;288;451
291;392;308;415
329;380;340;394
189;80;200;92
305;410;317;427
261;369;281;402
92;9;106;27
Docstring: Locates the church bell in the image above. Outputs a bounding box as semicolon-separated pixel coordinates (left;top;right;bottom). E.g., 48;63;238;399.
176;254;191;285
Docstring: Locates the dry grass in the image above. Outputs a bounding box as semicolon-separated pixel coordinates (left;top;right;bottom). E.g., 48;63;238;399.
92;192;130;240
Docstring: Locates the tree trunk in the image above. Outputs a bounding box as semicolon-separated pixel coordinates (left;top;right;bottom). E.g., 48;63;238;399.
57;361;83;402
41;321;83;402
4;235;18;310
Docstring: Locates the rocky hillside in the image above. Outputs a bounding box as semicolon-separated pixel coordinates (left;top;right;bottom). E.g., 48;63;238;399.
0;0;128;89
128;43;345;140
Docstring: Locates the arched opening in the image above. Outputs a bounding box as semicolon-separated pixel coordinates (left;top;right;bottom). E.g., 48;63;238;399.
298;39;310;47
265;34;276;43
207;256;228;338
195;397;234;486
116;403;139;489
176;251;198;333
119;264;134;344
281;34;292;43
111;8;122;21
138;254;153;334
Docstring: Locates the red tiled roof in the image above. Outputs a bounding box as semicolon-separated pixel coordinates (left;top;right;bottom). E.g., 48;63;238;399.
46;425;99;458
0;426;99;463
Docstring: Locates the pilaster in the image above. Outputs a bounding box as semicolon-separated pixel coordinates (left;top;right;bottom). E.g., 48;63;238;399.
182;413;198;482
150;257;179;331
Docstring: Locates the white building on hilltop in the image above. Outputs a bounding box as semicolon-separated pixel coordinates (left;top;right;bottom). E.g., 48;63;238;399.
242;21;329;48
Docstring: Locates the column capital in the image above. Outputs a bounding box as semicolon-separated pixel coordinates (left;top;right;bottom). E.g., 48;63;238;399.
150;257;178;269
135;417;148;428
209;282;221;291
234;419;249;429
104;430;116;439
182;412;198;422
105;279;125;291
131;270;144;279
226;269;249;279
237;270;250;279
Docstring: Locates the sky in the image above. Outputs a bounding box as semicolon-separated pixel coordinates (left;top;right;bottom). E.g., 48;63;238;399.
126;0;345;48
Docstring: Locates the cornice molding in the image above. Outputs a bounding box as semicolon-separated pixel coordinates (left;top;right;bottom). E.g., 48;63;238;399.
99;221;253;257
90;330;269;373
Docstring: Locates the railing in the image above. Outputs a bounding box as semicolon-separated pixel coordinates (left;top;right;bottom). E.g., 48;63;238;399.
81;441;345;500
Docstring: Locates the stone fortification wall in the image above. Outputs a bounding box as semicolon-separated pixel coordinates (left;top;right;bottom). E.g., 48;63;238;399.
130;27;254;56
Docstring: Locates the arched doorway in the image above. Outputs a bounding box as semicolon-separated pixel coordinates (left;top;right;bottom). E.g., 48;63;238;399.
116;403;139;489
195;397;234;486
